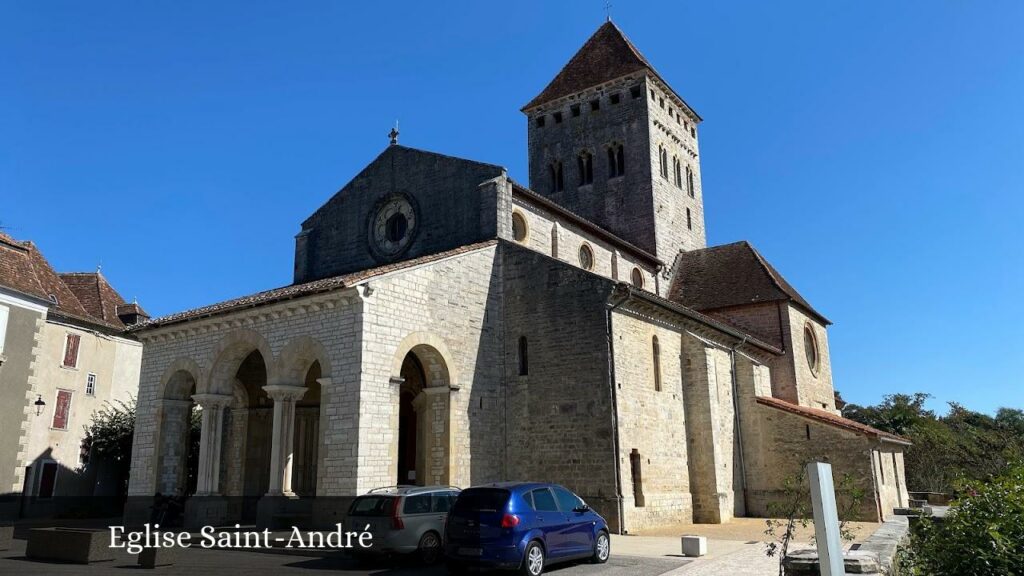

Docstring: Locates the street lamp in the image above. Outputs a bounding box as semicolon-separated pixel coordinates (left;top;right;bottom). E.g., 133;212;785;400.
34;395;45;416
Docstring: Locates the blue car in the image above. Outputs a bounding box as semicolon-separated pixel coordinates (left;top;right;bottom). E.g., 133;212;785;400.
444;482;610;575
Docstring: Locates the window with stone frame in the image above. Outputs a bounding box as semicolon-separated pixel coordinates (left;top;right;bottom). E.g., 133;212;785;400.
607;144;625;179
673;156;682;188
804;324;820;375
686;208;692;230
578;243;594;270
86;372;96;396
511;211;528;243
631;267;644;289
686;165;695;197
659;146;668;179
549;161;564;192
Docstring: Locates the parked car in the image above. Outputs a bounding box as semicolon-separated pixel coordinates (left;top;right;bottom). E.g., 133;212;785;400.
344;485;461;563
444;482;610;575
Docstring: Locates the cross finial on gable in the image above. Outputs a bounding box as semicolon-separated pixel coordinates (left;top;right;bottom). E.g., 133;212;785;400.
605;0;612;22
389;121;400;145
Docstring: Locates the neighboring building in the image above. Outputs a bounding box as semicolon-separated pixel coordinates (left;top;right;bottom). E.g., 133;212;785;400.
0;232;146;518
124;22;908;532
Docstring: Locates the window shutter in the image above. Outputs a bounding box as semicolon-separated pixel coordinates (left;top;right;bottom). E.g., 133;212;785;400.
52;390;72;429
63;334;81;367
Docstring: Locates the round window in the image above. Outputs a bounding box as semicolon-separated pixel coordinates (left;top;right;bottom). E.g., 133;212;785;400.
578;244;594;270
804;324;819;375
630;267;644;289
512;212;528;242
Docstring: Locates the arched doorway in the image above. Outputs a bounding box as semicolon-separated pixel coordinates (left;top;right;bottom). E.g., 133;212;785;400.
156;369;199;500
395;345;452;486
232;350;270;521
292;361;321;496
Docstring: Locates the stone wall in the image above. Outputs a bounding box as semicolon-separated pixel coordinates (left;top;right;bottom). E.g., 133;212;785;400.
525;74;705;261
611;307;694;531
501;243;622;529
784;305;835;411
0;296;46;496
510;193;659;294
295;145;505;283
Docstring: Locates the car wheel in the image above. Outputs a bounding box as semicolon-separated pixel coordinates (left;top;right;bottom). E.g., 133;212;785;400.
592;530;610;564
520;541;545;576
417;531;442;564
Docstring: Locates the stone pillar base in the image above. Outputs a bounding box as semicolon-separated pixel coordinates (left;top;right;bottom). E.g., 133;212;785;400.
256;494;306;530
310;496;357;529
122;496;157;529
184;496;231;530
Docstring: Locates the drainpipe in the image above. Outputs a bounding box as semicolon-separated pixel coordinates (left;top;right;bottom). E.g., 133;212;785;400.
729;336;750;516
606;286;631;534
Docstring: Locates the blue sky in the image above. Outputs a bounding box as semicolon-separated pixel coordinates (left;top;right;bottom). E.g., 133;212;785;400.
3;1;1022;415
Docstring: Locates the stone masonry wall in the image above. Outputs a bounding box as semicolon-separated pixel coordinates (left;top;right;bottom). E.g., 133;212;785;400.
784;305;836;411
296;145;504;283
354;245;505;493
611;308;694;531
501;243;622;528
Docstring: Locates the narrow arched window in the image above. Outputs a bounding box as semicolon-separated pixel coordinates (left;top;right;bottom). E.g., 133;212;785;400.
673;157;682;188
616;145;625;176
686;165;695;197
652;336;662;391
607;147;617;178
550;161;564;192
518;336;529;376
659;147;668;179
578;152;593;185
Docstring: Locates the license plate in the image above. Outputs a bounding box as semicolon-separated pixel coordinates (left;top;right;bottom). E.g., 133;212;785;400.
458;547;482;556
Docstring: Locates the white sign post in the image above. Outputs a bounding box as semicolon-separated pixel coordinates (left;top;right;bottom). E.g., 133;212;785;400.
807;462;846;576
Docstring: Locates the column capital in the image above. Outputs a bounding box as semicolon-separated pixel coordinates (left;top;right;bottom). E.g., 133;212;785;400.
191;393;233;409
263;384;307;402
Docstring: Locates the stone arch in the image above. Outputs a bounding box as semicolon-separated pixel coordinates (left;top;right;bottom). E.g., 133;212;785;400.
207;329;276;395
159;358;205;400
390;332;457;389
391;332;456;486
277;335;333;385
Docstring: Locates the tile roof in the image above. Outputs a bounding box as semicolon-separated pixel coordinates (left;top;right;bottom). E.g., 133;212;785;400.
668;241;830;325
0;232;139;331
756;396;911;444
133;240;499;331
522;21;699;119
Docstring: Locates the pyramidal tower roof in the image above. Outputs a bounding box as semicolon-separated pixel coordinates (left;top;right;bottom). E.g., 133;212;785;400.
522;21;698;118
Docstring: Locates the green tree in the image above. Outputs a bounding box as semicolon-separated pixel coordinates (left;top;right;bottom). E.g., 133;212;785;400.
82;396;136;492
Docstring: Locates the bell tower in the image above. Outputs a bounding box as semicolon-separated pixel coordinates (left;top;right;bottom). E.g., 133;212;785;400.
522;21;706;260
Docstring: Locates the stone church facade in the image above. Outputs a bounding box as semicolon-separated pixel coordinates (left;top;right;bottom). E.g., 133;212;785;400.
125;22;909;532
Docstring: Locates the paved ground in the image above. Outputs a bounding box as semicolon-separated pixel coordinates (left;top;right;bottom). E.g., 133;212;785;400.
0;537;690;576
632;517;881;544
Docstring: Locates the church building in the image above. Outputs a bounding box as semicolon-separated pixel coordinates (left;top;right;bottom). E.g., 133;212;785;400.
125;22;909;532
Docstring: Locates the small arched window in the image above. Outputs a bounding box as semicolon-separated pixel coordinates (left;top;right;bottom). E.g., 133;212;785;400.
578;243;594;270
631;267;644;289
577;152;594;186
686;165;695;197
658;146;668;179
652;336;662;392
550;161;564;192
512;211;528;243
673;157;682;188
518;336;529;376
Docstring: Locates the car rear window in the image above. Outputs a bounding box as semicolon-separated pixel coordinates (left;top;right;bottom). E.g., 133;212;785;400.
349;495;396;516
451;488;510;514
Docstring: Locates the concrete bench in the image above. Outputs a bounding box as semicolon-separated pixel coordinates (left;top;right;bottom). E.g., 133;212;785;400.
26;527;115;564
681;535;707;557
138;546;177;568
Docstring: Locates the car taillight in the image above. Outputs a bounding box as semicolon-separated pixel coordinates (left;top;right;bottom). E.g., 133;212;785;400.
391;498;404;530
501;513;520;528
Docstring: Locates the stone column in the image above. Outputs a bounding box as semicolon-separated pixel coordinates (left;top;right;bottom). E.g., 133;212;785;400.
191;394;233;496
263;384;308;496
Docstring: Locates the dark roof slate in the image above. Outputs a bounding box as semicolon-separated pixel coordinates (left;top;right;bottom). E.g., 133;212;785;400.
668;241;830;325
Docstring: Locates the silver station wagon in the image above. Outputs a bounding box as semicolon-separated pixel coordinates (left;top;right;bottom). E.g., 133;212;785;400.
345;485;461;563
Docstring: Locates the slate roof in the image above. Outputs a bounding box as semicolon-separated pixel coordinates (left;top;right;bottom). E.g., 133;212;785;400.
0;232;139;331
756;396;911;445
132;240;500;331
668;241;830;325
522;21;699;119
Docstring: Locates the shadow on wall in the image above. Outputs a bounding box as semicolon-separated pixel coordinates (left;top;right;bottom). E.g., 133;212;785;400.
0;447;130;521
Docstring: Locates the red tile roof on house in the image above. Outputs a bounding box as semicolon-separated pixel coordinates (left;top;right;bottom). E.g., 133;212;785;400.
668;240;831;325
133;240;500;331
522;21;699;119
0;232;140;331
756;396;911;444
